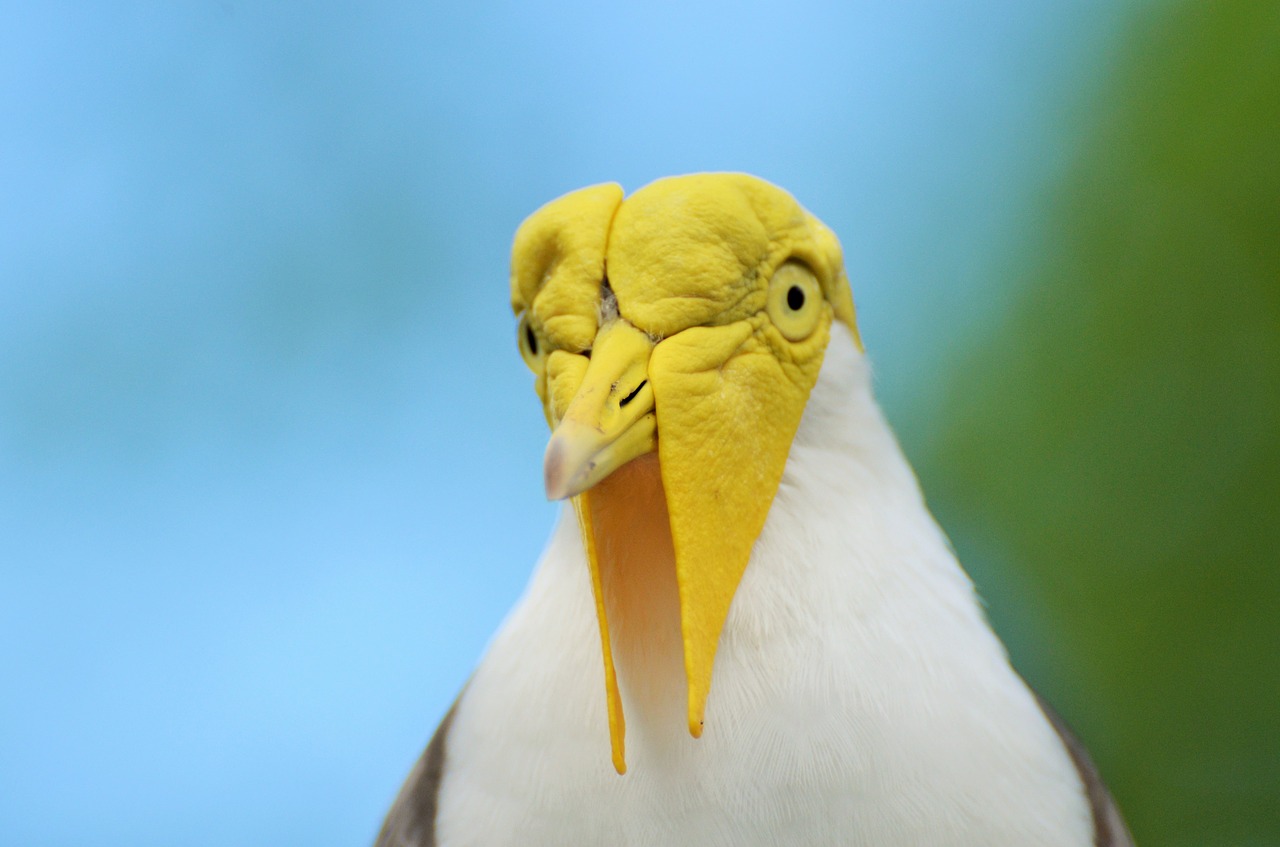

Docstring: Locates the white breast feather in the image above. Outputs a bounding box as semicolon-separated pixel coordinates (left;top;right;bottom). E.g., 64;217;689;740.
435;324;1094;846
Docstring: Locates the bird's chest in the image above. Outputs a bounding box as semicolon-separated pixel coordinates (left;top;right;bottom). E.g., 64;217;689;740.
432;521;1087;847
435;605;878;846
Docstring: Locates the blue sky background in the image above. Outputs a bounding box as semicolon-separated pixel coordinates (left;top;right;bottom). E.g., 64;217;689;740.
1;3;1133;844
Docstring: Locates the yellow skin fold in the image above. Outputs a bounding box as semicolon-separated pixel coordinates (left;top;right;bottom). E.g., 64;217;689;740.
511;173;860;774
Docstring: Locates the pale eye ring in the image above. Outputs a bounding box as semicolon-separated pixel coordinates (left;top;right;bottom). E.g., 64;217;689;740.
767;261;823;342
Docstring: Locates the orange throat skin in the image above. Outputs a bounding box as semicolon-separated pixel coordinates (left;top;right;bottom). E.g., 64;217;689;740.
574;454;683;775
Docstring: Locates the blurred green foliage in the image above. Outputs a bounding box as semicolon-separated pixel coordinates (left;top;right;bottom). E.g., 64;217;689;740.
920;3;1280;844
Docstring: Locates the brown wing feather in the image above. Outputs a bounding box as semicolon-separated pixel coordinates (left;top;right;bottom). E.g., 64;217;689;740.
373;699;459;847
1033;691;1135;846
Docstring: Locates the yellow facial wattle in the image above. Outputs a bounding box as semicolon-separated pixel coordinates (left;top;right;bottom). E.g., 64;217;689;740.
510;173;860;774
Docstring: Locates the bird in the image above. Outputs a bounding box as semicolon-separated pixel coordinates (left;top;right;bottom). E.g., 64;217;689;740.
374;173;1133;846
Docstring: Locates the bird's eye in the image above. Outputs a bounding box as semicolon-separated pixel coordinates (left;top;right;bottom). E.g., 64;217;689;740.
517;313;546;372
767;261;823;342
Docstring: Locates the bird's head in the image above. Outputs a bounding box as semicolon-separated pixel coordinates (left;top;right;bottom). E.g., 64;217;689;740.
511;173;860;773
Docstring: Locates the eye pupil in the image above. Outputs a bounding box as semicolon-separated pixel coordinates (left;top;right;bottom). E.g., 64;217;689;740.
525;324;538;355
786;285;805;311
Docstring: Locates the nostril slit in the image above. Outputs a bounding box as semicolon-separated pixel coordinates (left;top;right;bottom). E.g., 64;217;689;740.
619;380;647;408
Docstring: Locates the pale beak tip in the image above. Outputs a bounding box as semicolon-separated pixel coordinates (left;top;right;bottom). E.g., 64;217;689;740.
543;437;570;501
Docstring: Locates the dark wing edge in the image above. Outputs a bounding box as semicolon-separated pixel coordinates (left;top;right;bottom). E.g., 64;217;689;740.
373;698;460;847
1032;691;1135;847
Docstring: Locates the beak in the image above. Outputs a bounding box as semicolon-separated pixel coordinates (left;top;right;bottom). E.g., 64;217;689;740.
543;320;657;500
